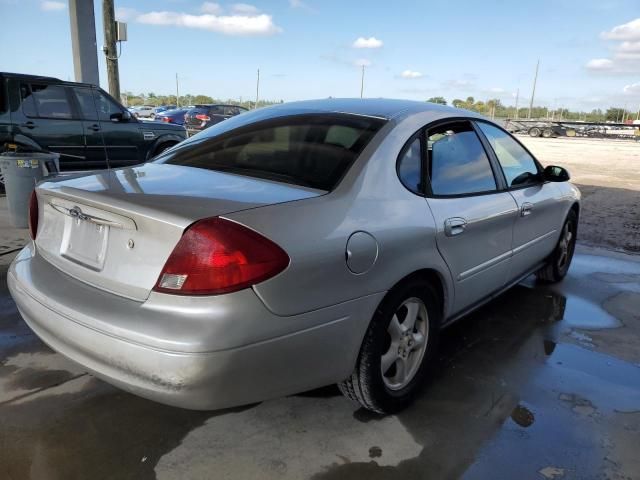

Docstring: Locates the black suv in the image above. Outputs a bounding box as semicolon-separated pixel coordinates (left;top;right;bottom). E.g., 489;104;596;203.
0;72;187;171
184;104;248;134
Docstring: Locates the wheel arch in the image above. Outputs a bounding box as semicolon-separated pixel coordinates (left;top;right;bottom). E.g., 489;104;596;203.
382;268;448;324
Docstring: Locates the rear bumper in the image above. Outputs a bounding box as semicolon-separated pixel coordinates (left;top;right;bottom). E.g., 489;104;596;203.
8;246;384;410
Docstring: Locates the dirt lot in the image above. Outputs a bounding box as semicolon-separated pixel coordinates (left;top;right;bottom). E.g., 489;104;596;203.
520;136;640;254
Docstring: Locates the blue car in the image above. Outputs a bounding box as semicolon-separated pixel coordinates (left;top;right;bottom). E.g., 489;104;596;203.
155;108;190;126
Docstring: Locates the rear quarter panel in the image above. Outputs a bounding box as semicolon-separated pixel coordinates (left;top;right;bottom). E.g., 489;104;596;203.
226;112;455;318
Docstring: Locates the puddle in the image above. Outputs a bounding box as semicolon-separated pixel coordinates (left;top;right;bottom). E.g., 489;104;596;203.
557;296;621;330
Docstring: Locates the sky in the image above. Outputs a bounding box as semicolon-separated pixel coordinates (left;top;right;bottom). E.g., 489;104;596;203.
1;0;639;111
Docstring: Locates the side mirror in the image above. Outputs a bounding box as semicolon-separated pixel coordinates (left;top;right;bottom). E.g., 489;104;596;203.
543;165;570;182
110;110;132;123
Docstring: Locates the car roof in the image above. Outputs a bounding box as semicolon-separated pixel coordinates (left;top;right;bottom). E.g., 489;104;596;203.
260;98;477;121
0;71;98;88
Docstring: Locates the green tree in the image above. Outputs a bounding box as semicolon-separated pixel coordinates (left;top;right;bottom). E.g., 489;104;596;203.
426;96;447;105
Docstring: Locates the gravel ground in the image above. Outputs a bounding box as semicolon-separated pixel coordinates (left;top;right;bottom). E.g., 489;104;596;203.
520;136;640;254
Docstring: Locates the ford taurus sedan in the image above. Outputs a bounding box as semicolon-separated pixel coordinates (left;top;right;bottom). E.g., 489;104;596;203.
8;99;580;413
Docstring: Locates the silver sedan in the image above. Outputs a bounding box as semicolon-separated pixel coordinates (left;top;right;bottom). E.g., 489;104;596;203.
8;99;580;413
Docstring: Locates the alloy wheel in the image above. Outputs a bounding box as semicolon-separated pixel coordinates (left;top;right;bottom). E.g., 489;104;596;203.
381;297;429;390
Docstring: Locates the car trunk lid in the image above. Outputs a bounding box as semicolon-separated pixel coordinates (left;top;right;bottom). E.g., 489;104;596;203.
34;163;323;301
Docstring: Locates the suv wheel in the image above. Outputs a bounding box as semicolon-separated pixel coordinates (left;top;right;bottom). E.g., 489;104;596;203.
338;278;440;414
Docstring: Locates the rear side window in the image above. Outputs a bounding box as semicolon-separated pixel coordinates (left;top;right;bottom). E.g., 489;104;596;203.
29;84;73;119
157;114;385;191
476;122;540;187
397;136;422;194
427;121;496;196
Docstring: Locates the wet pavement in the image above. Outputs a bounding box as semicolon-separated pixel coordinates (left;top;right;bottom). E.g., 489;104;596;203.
1;247;639;480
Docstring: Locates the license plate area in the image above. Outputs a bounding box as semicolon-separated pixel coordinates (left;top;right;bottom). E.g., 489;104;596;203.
60;216;109;271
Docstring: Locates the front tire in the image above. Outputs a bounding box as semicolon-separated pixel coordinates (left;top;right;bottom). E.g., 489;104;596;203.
536;210;578;283
338;278;441;414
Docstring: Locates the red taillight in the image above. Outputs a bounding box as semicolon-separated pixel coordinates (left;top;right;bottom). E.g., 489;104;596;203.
28;190;38;240
153;218;289;295
195;114;210;121
162;116;170;123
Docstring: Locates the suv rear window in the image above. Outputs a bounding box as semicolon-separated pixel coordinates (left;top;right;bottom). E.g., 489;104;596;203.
156;114;385;190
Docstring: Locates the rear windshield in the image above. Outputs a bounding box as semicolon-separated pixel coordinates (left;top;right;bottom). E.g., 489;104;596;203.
156;114;386;191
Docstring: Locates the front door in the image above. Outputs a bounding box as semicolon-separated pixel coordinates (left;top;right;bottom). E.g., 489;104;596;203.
70;86;109;170
475;121;566;279
92;88;143;168
423;120;518;315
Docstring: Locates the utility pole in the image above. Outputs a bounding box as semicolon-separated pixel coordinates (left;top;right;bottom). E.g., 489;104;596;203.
360;65;365;98
622;103;627;123
527;59;539;119
636;104;640;121
255;68;260;109
102;0;120;99
514;88;519;119
175;73;180;107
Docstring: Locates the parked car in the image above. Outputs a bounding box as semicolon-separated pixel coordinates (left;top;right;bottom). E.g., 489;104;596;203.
154;105;176;115
8;99;580;414
155;108;190;126
132;105;156;119
184;104;248;133
0;72;187;171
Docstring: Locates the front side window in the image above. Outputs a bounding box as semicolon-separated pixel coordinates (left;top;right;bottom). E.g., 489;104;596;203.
157;114;385;191
397;136;422;194
427;121;497;196
93;90;122;121
29;84;73;119
476;122;540;187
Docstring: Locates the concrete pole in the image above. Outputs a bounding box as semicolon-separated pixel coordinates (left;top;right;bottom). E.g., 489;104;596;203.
360;65;365;98
514;88;519;119
102;0;120;99
69;0;99;85
528;59;539;119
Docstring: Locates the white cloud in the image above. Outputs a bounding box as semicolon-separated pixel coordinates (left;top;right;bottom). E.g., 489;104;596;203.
136;9;281;36
489;87;505;93
201;2;222;14
601;18;640;41
41;1;65;11
585;58;614;70
623;82;640;95
354;58;371;67
400;70;423;79
352;36;383;49
116;7;139;22
231;3;260;15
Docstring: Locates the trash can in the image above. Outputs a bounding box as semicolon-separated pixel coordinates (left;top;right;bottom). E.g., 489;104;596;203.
0;152;60;228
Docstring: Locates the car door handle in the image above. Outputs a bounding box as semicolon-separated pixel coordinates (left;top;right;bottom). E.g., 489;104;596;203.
521;202;534;217
87;124;101;132
444;217;467;236
21;121;36;129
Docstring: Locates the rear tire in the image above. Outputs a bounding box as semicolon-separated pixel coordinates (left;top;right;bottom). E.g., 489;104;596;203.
536;210;578;283
529;127;542;137
338;278;441;414
542;128;553;138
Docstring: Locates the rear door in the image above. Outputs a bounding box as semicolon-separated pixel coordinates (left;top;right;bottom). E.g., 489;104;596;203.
18;83;86;170
475;121;565;279
422;120;518;314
